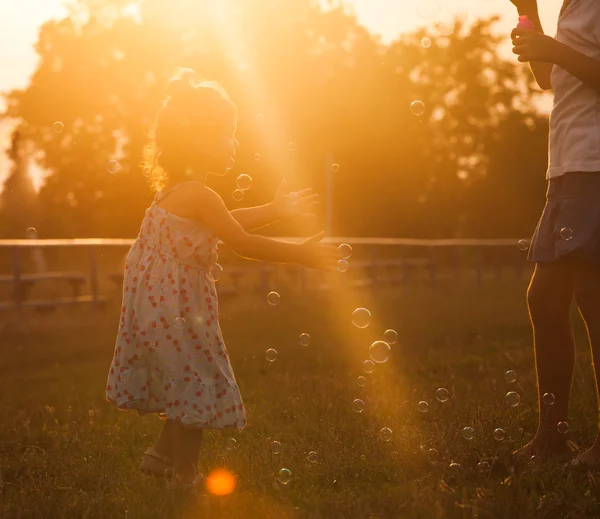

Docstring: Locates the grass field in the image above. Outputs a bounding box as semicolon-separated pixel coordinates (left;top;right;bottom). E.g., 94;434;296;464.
2;278;600;519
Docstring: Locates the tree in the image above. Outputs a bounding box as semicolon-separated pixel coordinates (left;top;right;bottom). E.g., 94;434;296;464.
2;0;550;239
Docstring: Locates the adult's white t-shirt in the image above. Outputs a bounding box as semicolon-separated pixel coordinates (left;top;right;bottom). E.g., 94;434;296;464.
548;0;600;179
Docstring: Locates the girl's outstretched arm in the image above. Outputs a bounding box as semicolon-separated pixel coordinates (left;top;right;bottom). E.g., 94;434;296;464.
230;180;319;231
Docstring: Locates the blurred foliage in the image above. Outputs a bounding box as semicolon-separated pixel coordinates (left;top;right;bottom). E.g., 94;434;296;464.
1;0;548;238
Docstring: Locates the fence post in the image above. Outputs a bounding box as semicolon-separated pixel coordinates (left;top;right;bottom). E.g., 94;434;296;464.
89;245;99;309
475;248;483;286
12;246;22;312
428;246;436;285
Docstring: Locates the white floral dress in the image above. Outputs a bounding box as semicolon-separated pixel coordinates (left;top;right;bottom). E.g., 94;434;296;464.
105;185;246;429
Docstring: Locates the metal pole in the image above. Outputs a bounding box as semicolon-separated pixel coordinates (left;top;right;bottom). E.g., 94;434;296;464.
12;246;22;312
325;152;334;237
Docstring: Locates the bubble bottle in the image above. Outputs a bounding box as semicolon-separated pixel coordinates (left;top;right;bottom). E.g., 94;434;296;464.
517;15;534;30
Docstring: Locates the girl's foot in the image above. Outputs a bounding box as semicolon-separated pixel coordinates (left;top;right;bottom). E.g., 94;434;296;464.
569;446;600;467
166;462;204;493
513;436;571;460
140;446;173;477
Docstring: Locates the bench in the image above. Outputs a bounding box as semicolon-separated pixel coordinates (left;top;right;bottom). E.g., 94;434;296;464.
0;272;87;300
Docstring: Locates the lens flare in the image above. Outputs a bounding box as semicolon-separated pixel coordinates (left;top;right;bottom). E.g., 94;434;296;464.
206;468;236;496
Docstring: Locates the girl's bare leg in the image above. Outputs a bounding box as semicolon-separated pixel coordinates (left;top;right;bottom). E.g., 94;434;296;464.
153;419;176;460
573;265;600;464
514;263;575;458
171;421;203;482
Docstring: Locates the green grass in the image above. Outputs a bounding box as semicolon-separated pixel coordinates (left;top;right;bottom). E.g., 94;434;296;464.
2;280;600;518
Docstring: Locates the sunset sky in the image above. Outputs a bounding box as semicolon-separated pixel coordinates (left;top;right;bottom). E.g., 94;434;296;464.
0;0;564;189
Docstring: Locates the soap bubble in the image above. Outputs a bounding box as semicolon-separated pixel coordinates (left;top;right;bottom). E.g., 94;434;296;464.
288;142;297;152
356;376;367;387
505;391;520;407
505;370;517;383
383;329;398;344
418;401;429;413
493;428;506;441
428;448;439;461
107;160;121;174
225;438;238;450
352;308;371;329
253;153;261;162
25;227;37;237
477;461;491;473
517;239;530;251
448;462;461;471
331;163;340;173
421;37;432;48
542;392;556;406
174;317;186;330
436;388;450;402
339;243;353;259
557;421;569;434
362;360;375;374
232;189;244;201
462;427;475;440
530;455;541;463
277;468;292;484
560;227;573;241
256;113;265;123
236;174;253;190
337;260;349;272
416;0;441;20
267;291;280;305
410;100;425;116
369;341;391;363
307;451;317;463
379;427;393;442
298;333;311;347
211;263;223;281
352;398;365;413
270;440;282;454
437;18;455;36
52;121;64;134
265;348;278;362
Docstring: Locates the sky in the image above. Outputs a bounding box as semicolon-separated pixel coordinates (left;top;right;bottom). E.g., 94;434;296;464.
0;0;565;189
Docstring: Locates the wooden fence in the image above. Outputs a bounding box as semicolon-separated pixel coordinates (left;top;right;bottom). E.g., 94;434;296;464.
0;237;529;312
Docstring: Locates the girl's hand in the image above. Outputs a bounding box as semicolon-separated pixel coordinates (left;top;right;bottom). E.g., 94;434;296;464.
298;232;339;270
511;28;558;62
273;179;320;220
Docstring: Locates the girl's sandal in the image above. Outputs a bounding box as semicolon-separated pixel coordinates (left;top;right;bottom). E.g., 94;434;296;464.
139;446;174;477
166;464;205;494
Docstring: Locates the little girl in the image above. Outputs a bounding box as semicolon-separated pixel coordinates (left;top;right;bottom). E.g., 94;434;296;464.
105;68;337;489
